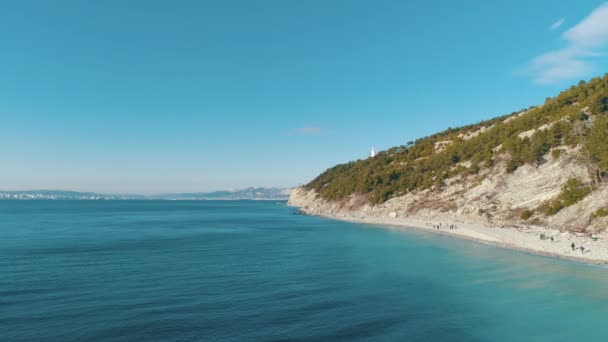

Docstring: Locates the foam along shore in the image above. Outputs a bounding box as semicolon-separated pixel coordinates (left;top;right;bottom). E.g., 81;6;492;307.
289;193;608;266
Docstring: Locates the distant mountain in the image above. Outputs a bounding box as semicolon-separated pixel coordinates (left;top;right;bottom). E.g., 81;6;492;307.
0;188;293;201
152;187;293;200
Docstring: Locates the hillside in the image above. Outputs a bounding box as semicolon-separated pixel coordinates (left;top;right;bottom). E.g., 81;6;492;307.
291;75;608;234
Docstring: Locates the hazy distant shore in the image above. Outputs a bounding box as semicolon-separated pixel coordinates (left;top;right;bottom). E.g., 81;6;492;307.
289;188;608;265
0;187;292;201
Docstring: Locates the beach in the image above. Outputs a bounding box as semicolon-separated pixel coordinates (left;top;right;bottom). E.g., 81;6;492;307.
289;189;608;265
308;212;608;265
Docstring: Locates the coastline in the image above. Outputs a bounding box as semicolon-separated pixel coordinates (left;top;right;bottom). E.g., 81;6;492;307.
288;190;608;266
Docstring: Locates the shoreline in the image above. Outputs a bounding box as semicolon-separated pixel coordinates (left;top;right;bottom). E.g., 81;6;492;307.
291;206;608;266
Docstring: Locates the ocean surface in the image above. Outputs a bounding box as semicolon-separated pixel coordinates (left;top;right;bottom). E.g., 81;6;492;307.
2;201;608;341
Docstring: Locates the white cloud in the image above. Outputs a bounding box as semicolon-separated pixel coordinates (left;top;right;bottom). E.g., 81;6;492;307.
550;18;565;31
563;3;608;47
525;3;608;84
528;47;593;84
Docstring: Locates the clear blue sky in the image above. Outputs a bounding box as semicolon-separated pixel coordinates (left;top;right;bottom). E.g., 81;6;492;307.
1;1;608;194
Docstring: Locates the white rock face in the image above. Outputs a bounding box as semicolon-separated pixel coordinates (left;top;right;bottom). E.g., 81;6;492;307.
289;147;608;233
458;125;494;141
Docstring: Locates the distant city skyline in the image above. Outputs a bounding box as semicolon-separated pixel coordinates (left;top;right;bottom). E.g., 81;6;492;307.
0;187;292;200
1;1;608;194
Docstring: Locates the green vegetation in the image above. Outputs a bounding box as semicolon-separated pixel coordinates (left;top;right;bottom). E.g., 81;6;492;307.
585;113;608;187
520;209;534;220
551;149;562;160
306;75;608;204
591;207;608;220
538;178;592;216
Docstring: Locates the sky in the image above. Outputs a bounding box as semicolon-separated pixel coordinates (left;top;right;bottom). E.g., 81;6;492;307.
1;0;608;194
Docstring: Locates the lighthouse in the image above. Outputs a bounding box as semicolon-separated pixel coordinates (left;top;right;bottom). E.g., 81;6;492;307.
370;147;376;158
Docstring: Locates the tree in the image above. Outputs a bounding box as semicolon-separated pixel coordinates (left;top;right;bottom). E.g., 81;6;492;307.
586;114;608;185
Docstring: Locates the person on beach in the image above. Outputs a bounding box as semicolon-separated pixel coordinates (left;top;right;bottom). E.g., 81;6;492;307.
581;246;585;254
571;243;575;251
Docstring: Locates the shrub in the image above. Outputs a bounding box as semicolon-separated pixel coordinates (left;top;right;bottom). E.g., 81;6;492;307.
539;200;563;216
506;159;522;173
520;209;534;220
591;208;608;220
560;178;592;207
551;149;562;160
538;178;592;216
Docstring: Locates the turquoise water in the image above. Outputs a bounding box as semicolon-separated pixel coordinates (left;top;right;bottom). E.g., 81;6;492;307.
1;201;608;341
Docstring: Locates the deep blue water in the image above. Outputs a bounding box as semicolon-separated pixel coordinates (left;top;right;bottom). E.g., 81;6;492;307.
1;201;608;341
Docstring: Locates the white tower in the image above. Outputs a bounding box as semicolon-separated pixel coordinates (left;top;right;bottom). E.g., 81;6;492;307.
370;147;376;158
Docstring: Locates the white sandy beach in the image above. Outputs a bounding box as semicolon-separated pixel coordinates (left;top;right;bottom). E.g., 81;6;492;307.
300;210;608;265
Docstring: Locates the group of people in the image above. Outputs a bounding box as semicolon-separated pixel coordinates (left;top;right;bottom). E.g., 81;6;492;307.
541;234;588;255
426;222;457;230
571;242;587;254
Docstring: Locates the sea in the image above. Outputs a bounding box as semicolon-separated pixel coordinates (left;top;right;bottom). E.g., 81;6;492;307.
1;200;608;341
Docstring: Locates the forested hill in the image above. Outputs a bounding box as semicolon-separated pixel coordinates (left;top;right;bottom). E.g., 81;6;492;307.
306;75;608;206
